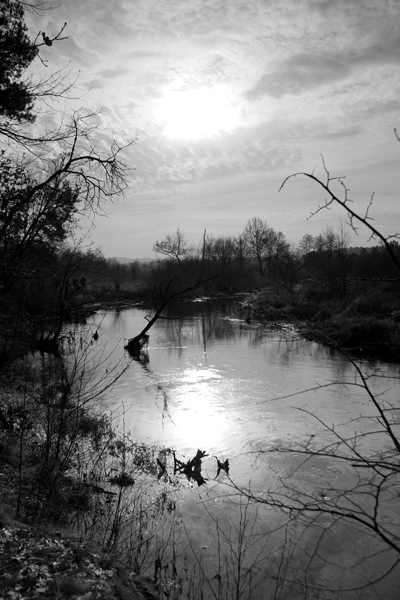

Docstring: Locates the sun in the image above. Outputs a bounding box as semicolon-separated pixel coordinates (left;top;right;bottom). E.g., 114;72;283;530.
157;86;240;140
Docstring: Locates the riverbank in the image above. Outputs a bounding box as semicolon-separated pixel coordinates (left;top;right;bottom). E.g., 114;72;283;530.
0;451;162;599
0;523;159;600
92;285;400;361
0;341;167;599
244;287;400;361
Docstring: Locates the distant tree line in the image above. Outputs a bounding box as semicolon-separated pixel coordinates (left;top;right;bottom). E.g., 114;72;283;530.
136;220;399;355
145;219;398;298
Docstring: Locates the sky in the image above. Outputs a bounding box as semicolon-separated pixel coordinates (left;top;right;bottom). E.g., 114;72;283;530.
25;0;400;258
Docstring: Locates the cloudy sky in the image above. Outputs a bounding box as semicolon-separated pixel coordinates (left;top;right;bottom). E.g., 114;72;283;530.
26;0;400;258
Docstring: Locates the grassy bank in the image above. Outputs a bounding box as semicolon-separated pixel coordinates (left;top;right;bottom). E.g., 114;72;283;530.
0;327;178;599
245;284;400;359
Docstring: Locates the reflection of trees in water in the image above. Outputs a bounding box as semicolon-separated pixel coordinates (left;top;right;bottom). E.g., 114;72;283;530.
162;298;252;344
162;303;247;346
163;306;215;351
104;308;137;340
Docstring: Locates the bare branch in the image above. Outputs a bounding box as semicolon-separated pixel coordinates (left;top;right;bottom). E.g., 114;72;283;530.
279;157;400;276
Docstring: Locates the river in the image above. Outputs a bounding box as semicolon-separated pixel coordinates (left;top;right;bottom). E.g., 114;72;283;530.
87;296;400;599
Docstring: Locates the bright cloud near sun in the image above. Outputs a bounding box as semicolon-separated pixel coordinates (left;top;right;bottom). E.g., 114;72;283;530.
157;86;241;139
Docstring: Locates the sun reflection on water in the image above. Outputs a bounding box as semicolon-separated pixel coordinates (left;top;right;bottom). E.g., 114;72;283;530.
180;367;221;384
171;367;231;451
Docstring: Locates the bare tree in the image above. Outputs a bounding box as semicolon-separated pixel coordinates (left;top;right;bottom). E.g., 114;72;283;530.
153;228;192;274
280;156;400;278
12;111;132;204
243;217;288;277
243;217;269;276
298;233;314;278
0;114;132;290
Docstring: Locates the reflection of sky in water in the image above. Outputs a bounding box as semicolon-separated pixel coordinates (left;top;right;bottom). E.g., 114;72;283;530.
180;368;221;383
92;300;400;485
170;367;231;450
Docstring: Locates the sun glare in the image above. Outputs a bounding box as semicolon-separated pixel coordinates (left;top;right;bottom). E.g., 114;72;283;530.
172;367;229;449
158;86;240;140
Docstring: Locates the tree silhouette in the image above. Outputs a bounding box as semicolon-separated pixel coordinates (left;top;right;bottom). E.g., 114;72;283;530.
0;0;39;122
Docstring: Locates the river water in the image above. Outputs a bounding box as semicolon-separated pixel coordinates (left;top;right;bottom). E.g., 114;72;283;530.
88;296;400;599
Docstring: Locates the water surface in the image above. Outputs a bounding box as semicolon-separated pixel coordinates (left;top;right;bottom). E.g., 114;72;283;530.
89;297;400;598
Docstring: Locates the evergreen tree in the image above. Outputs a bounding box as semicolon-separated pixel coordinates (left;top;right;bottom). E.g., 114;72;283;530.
0;0;38;122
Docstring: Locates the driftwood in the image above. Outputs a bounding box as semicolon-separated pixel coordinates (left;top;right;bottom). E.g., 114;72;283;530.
125;333;149;357
173;449;208;487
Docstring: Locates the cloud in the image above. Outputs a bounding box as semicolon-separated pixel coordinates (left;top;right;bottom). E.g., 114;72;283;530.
98;68;131;79
245;55;351;99
245;0;400;100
